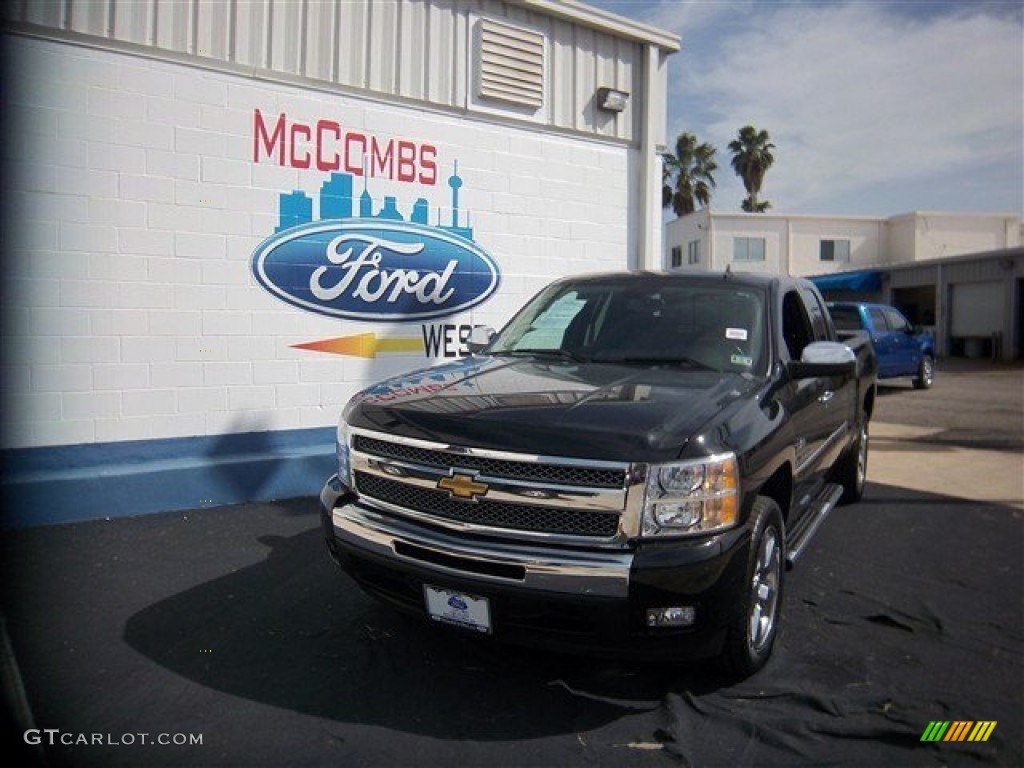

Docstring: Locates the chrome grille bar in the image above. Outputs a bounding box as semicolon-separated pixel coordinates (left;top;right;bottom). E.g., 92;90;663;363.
353;434;627;488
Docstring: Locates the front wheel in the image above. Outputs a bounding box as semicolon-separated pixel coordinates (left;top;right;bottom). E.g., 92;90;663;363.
723;496;784;678
835;420;868;504
913;355;934;389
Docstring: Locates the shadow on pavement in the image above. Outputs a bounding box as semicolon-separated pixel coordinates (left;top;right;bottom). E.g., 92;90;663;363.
2;483;1021;767
120;525;692;740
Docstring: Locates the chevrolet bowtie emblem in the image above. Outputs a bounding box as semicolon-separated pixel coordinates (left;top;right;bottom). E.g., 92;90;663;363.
437;473;489;500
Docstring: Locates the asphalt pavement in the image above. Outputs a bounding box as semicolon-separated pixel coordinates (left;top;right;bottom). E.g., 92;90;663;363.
2;360;1021;767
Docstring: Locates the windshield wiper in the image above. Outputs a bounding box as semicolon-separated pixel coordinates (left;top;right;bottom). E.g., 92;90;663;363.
494;348;589;363
611;356;715;371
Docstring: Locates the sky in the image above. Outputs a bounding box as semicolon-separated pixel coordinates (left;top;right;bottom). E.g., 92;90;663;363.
587;0;1024;218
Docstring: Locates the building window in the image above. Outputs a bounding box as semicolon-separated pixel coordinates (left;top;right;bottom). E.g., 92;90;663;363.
733;237;765;262
670;246;683;268
820;239;850;262
687;240;700;265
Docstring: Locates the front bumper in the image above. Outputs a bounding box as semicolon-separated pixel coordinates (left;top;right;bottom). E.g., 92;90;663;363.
320;476;750;660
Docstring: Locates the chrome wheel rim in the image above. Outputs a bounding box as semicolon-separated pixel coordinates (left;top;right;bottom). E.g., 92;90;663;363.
923;358;934;386
856;424;869;491
748;527;781;652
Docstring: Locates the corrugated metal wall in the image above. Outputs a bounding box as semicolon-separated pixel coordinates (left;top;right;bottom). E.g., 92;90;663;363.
891;257;1011;288
5;0;642;142
887;251;1024;359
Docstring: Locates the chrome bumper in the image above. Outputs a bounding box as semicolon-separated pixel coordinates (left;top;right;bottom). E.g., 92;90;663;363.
330;499;633;599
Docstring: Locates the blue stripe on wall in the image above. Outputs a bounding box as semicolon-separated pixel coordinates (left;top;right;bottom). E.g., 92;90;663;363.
0;427;337;528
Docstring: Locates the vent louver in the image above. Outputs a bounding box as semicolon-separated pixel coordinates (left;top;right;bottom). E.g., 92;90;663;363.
478;18;545;109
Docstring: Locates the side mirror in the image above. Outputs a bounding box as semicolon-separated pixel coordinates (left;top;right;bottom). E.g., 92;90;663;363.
788;341;856;379
467;326;496;354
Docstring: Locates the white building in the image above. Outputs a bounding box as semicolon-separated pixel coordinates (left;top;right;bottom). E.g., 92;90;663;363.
665;209;1024;361
665;209;1020;275
0;0;679;525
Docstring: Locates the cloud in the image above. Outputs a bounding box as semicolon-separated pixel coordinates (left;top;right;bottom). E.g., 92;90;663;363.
644;0;752;35
652;1;1023;214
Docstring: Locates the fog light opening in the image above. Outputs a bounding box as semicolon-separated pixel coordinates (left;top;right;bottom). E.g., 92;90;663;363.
645;606;696;628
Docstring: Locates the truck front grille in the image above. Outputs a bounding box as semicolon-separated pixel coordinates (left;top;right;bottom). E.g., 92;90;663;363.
349;431;632;542
354;472;621;538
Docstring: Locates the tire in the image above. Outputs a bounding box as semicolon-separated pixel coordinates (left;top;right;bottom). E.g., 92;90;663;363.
724;496;784;678
913;355;934;389
835;419;868;505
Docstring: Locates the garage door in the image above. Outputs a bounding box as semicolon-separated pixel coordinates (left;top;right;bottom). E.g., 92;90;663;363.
951;281;1003;336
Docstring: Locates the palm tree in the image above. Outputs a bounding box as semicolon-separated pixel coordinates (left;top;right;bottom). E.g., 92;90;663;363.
728;125;775;213
662;132;718;217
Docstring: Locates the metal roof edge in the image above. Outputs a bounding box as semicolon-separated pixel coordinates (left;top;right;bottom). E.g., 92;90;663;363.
511;0;681;51
811;246;1024;276
886;210;1022;222
696;210;887;224
691;210;1022;225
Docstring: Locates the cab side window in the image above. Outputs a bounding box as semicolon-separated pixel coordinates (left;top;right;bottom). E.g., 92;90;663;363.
883;308;909;333
799;287;831;342
782;291;814;361
868;308;887;331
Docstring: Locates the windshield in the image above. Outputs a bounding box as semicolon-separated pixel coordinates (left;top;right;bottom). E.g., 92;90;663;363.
490;279;768;375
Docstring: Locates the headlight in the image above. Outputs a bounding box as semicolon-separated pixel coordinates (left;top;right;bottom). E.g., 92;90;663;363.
336;419;352;487
642;453;739;537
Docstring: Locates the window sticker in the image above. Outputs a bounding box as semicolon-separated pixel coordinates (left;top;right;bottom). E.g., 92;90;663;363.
731;354;754;367
726;328;748;341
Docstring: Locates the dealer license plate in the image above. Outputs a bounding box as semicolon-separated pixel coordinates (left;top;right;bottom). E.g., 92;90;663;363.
424;585;492;634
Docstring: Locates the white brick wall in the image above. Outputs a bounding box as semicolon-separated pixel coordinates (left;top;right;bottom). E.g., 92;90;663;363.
2;34;634;449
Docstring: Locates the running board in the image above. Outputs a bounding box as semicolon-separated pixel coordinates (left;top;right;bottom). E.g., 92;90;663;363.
785;483;844;569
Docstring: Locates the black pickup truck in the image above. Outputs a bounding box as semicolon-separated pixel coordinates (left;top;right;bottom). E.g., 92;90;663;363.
320;270;878;676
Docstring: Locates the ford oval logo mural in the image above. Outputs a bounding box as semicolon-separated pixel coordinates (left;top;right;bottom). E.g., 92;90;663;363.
252;219;500;322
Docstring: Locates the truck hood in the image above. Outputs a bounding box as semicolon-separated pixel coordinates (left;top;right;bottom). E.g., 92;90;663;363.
346;355;763;462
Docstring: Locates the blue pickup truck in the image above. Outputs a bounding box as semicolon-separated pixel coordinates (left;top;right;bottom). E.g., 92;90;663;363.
828;302;935;389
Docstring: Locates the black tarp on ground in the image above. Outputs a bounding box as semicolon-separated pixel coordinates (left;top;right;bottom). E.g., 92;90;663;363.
1;487;1021;767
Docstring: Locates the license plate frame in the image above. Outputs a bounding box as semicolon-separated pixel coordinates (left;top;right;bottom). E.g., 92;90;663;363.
423;585;492;634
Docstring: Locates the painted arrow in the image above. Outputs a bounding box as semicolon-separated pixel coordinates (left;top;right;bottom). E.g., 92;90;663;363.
291;332;424;358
